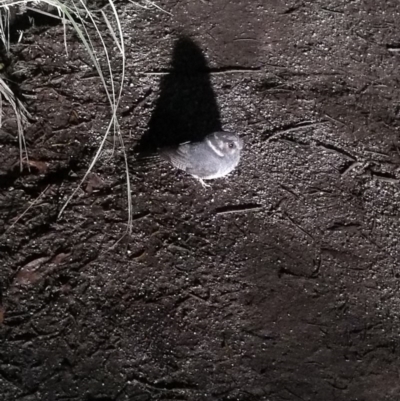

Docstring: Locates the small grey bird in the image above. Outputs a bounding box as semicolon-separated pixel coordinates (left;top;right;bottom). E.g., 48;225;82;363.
159;131;243;187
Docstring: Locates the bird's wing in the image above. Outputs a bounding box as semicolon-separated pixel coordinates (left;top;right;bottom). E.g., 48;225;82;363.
185;163;219;179
160;144;193;172
161;142;221;178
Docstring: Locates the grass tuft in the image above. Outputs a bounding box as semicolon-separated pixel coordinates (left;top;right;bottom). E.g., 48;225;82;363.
0;0;133;233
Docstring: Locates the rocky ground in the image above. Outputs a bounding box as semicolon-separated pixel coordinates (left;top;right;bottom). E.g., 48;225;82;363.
1;0;400;400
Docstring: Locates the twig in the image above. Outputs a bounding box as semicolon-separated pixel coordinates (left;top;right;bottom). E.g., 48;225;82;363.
25;6;72;23
187;292;214;306
215;204;263;215
266;121;327;142
313;140;356;161
320;7;344;14
143;67;262;76
324;113;346;126
284;212;314;242
371;174;399;183
340;161;363;176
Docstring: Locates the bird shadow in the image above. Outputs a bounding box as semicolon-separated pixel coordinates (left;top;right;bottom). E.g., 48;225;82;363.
135;35;222;154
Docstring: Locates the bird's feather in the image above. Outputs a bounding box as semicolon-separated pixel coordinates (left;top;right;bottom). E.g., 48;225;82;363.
157;131;242;182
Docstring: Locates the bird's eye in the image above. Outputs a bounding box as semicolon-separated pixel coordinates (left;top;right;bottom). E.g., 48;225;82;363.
228;143;235;149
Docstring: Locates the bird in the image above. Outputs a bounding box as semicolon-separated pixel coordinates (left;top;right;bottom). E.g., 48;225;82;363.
159;131;243;187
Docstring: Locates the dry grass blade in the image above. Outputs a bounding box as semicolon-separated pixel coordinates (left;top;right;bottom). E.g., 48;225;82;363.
0;0;130;230
0;75;30;170
5;184;50;232
129;0;172;15
0;4;11;53
56;0;129;232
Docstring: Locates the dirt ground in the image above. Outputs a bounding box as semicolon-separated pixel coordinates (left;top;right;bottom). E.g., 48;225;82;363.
1;0;400;400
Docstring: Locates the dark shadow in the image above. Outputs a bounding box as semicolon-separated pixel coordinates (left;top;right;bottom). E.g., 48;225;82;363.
135;35;222;154
2;9;62;46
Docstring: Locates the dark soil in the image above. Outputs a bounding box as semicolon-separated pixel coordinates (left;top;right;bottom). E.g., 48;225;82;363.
1;1;400;400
